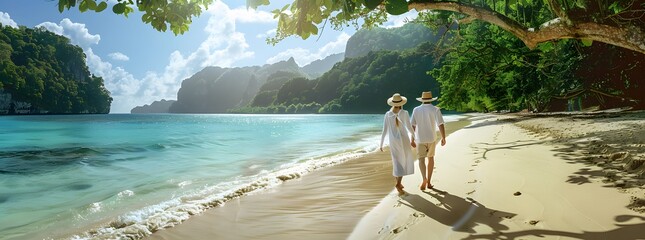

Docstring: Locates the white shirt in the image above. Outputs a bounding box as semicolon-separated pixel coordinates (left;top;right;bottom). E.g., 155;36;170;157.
410;104;445;143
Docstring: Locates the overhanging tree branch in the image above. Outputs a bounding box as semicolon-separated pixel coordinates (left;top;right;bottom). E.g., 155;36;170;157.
408;1;645;54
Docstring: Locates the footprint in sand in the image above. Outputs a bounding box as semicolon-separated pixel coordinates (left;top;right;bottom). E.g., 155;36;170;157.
469;169;475;172
391;226;406;234
412;212;426;218
468;180;477;183
467;190;476;195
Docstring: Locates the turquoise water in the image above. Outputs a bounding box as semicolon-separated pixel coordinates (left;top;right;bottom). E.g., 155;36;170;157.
0;114;460;239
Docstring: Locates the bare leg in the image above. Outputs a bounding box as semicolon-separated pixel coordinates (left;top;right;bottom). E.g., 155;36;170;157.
427;157;435;189
418;157;427;190
395;177;405;195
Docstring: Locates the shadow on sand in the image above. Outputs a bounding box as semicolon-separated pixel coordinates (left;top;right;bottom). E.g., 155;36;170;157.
462;215;645;240
398;188;516;233
399;189;645;239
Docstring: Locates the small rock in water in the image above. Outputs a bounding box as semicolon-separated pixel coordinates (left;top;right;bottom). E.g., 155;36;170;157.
513;191;522;196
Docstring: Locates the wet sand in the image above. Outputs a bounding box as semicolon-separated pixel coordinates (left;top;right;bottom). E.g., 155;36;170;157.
147;118;471;240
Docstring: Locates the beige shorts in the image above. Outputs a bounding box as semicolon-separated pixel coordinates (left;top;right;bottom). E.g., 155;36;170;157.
417;141;438;159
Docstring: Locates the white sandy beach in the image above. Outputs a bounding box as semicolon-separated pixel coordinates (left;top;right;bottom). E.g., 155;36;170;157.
350;113;645;239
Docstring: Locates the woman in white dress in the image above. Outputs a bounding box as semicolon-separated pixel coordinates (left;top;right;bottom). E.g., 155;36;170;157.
380;93;416;195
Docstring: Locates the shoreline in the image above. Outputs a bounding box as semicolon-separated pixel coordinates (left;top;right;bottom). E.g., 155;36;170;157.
145;117;472;239
349;112;644;239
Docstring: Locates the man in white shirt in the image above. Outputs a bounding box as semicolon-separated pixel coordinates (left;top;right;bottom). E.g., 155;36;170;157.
410;91;446;190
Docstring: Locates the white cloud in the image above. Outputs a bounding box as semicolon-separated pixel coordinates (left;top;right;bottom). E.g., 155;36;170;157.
383;11;419;29
266;32;350;66
0;12;18;28
37;18;100;48
108;52;130;61
230;7;277;23
85;48;140;97
256;28;276;39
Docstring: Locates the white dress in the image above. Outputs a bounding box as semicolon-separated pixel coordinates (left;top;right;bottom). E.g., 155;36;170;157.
380;110;415;177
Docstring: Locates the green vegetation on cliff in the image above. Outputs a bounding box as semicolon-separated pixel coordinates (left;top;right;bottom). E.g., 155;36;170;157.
0;25;112;114
232;42;441;114
344;23;443;58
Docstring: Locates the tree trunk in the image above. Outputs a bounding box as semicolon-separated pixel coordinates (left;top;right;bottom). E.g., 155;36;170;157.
408;1;645;55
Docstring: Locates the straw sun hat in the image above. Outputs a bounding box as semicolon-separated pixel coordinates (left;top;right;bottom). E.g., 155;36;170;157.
387;93;407;107
416;91;438;102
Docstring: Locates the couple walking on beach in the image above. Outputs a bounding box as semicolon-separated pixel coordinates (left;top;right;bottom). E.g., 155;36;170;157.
379;92;446;195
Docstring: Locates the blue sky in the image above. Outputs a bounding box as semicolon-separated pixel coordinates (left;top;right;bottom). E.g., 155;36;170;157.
0;0;416;113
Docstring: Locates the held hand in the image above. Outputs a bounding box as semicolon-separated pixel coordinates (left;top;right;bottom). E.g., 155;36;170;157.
441;138;446;146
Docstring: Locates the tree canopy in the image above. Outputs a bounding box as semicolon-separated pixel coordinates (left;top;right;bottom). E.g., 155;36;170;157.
57;0;214;35
248;0;645;54
58;0;645;54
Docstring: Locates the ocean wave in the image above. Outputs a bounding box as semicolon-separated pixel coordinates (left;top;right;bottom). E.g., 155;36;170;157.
69;145;377;240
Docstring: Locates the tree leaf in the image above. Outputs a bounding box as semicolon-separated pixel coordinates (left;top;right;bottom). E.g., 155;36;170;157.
58;0;67;13
86;0;97;10
323;0;334;9
79;0;88;12
309;22;318;35
581;38;593;46
575;0;586;9
123;5;133;17
247;0;270;9
507;0;518;11
141;13;152;23
385;0;408;15
537;42;554;52
364;0;384;10
281;4;290;12
113;3;126;14
608;2;623;14
95;2;108;12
